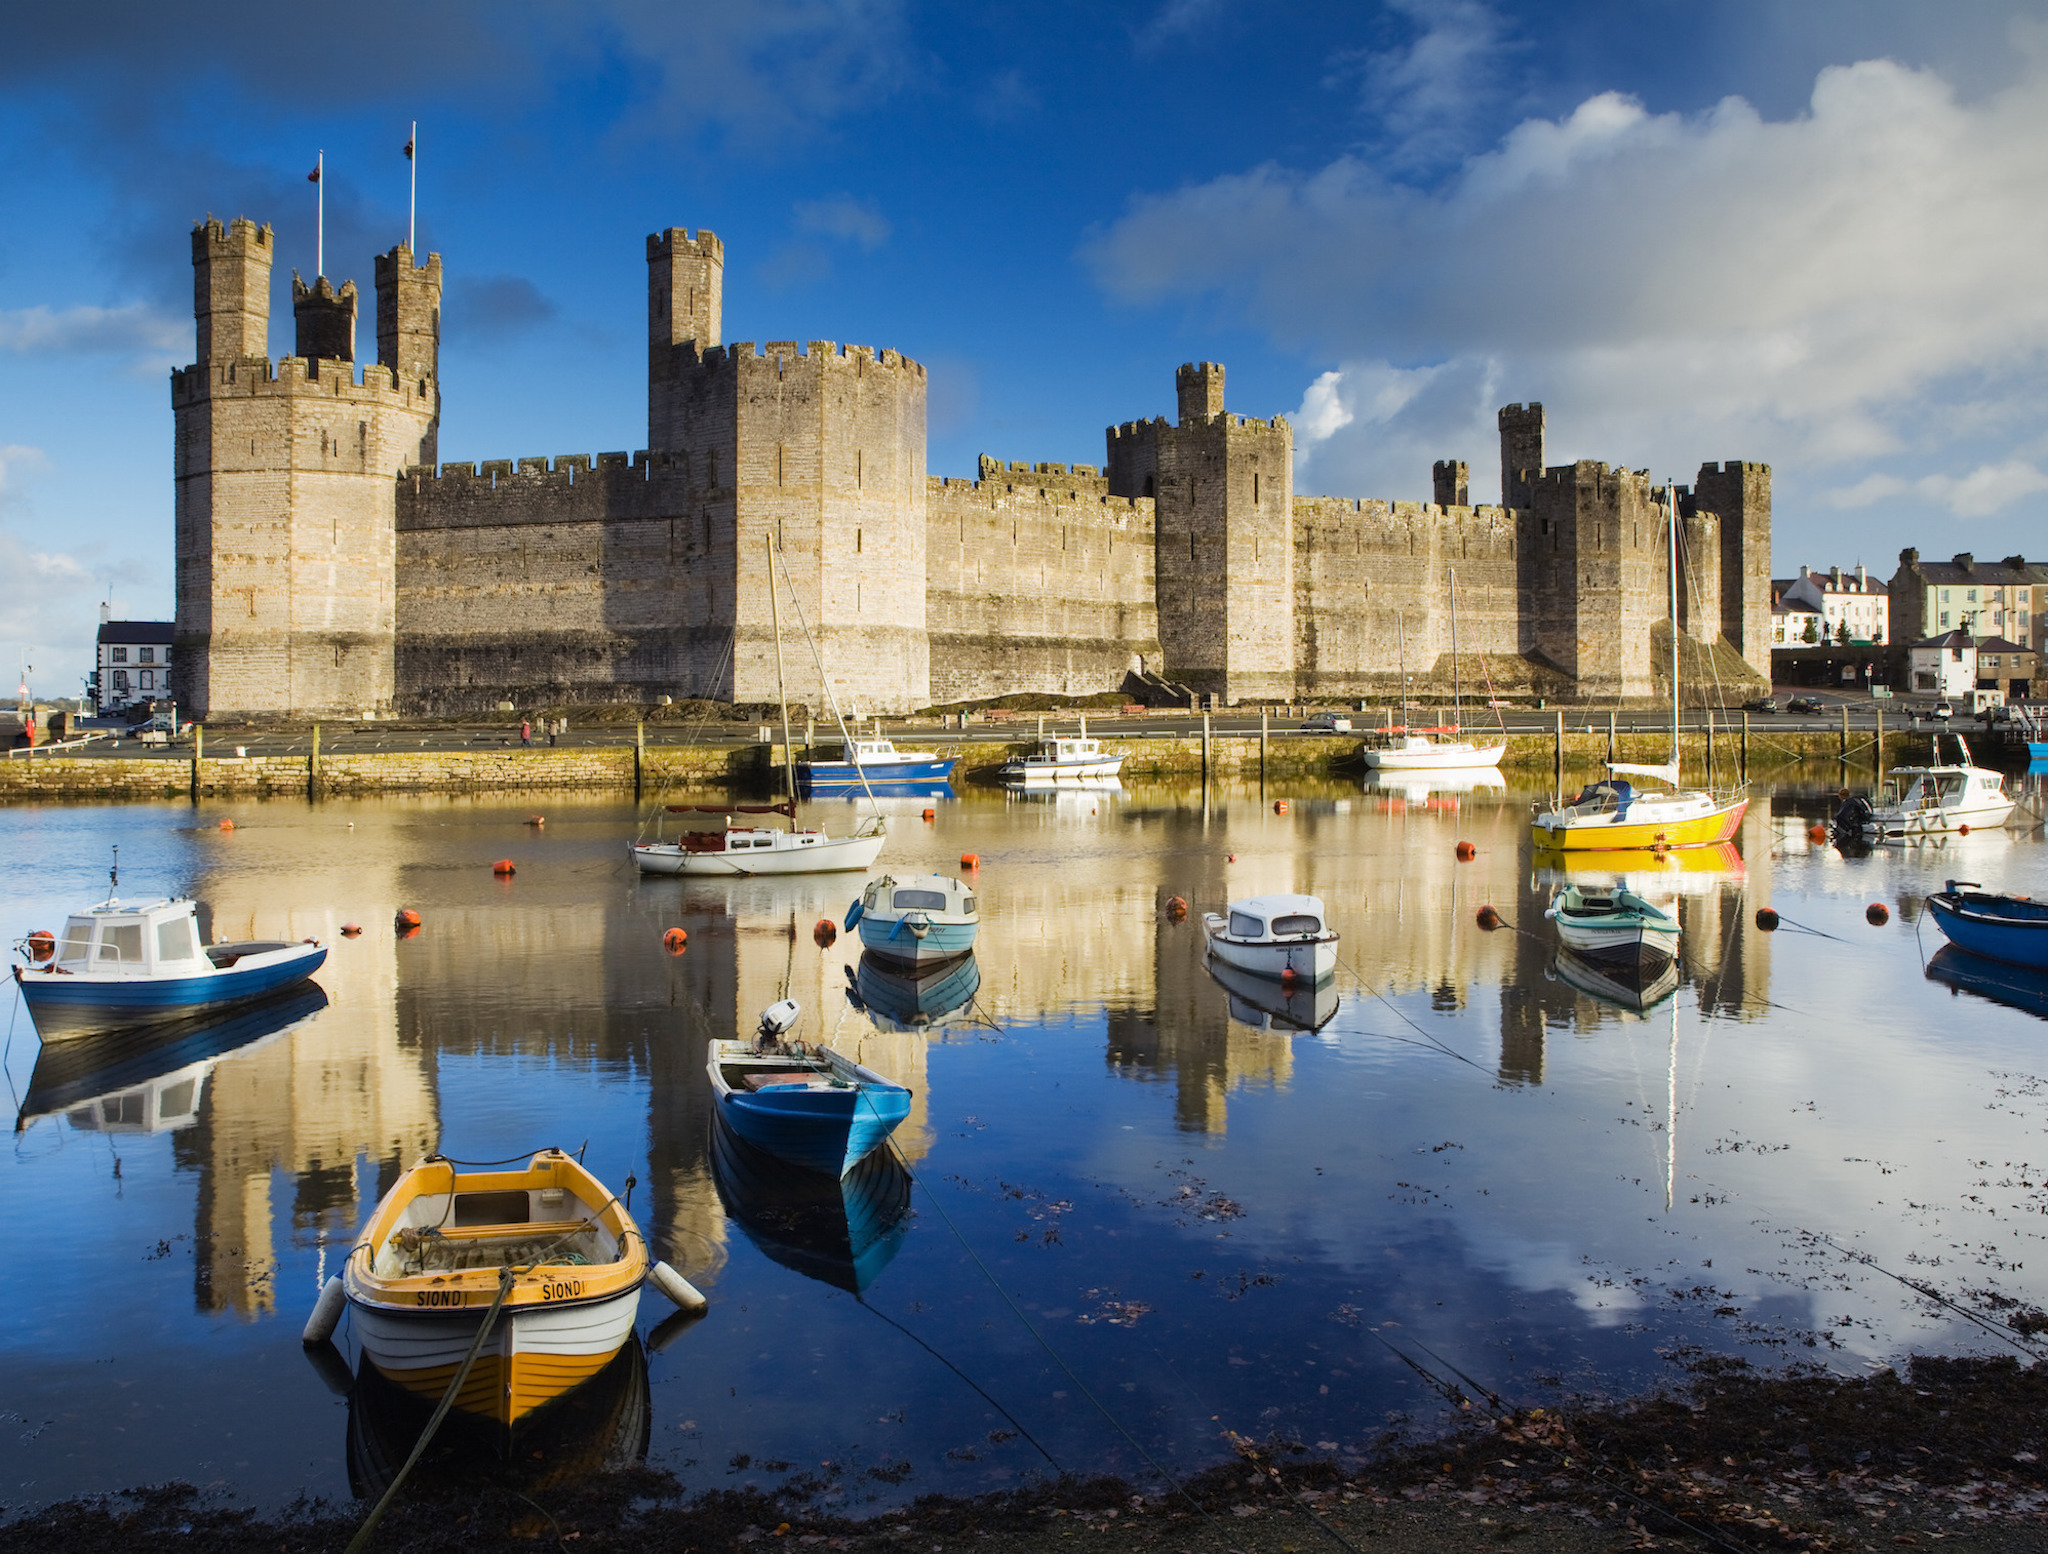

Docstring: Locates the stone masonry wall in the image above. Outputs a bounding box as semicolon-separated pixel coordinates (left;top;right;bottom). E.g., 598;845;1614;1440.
1292;497;1519;700
924;469;1161;705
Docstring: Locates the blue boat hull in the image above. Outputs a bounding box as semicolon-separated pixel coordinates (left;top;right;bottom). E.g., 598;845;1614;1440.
715;1078;911;1178
14;945;328;1042
708;1111;912;1292
1928;895;2048;970
853;951;981;1027
799;758;956;791
855;915;978;968
1926;945;2048;1020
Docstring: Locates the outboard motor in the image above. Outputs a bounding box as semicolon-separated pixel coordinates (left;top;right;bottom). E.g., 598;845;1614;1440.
756;998;802;1049
1832;792;1873;835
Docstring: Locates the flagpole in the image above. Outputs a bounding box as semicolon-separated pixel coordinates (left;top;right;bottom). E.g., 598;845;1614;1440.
408;122;416;253
316;150;324;277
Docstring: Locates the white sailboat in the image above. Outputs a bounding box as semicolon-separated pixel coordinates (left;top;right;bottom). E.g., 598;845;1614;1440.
1362;570;1506;771
631;537;887;877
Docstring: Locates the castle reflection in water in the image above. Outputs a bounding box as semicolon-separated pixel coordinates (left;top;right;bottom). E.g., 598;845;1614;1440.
53;781;1772;1317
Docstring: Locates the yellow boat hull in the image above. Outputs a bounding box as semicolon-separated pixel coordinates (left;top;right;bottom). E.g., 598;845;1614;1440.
1531;797;1748;852
369;1347;619;1426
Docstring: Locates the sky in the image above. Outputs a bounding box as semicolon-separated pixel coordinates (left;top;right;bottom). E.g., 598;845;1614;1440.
4;0;2047;696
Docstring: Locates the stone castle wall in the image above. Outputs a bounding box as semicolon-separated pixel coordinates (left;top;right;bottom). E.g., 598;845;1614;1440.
925;461;1160;705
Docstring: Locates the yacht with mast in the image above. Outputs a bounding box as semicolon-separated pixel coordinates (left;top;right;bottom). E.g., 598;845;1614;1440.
1530;489;1748;851
1362;572;1507;771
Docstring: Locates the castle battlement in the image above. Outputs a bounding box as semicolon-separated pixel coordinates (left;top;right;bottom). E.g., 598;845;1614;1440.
170;354;433;407
646;227;723;264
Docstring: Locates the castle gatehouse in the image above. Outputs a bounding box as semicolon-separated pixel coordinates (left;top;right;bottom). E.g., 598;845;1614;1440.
173;219;1770;718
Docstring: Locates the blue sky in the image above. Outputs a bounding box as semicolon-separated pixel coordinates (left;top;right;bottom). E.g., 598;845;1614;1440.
4;0;2046;694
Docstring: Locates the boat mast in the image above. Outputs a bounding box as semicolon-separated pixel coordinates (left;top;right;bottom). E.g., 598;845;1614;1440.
1667;484;1680;775
766;533;796;825
1448;566;1460;734
1397;611;1408;729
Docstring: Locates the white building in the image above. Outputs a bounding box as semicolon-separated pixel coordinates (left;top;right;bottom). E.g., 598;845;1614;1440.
96;617;174;717
1773;564;1888;645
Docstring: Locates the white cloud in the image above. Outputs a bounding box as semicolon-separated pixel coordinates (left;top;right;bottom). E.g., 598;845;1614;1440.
1916;459;2048;518
0;444;53;500
1822;474;1907;510
793;195;891;251
1085;56;2048;517
0;303;184;357
1328;0;1515;170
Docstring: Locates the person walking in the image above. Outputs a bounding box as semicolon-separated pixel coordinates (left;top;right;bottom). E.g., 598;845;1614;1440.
520;718;531;747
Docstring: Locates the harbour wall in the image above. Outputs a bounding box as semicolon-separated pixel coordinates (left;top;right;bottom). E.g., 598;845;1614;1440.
0;729;1931;800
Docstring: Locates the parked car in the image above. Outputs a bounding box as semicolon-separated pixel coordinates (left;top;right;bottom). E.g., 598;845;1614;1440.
1784;695;1823;714
1932;700;1954;721
1299;713;1353;733
1742;696;1777;713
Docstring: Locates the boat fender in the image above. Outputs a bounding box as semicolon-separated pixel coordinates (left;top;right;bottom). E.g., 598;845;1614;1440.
340;923;362;937
302;1336;356;1398
649;1259;708;1315
1475;905;1502;931
844;900;864;932
663;927;688;954
492;858;516;875
394;908;421;931
1866;902;1890;926
1455;841;1476;861
302;1275;347;1345
813;918;837;948
1755;908;1780;932
25;930;54;962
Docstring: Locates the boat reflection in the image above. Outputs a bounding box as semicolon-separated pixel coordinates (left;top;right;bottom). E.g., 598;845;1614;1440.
847;950;982;1033
1531;842;1746;893
1002;776;1125;801
1203;954;1341;1033
1365;769;1506;807
709;1111;912;1294
1925;944;2048;1020
15;985;329;1134
1549;943;1679;1015
342;1334;651;1498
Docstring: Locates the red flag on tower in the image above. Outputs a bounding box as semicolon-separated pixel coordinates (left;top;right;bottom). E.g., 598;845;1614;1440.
307;161;321;183
403;138;413;160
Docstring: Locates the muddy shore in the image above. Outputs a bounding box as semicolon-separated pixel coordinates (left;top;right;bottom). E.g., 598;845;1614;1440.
8;1352;2045;1553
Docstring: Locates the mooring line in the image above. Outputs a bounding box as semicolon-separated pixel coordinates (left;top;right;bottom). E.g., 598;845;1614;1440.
1802;1229;2047;1361
1331;951;1490;1075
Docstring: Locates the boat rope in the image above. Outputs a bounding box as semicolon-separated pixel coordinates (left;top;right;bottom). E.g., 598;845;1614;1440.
342;1264;518;1554
864;1113;1235;1542
775;544;886;821
633;631;738;844
1799;1229;2047;1362
1331;950;1490;1075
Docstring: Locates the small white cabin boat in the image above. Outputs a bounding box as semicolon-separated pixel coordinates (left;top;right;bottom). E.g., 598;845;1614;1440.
1000;735;1125;783
848;873;980;968
1362;730;1507;771
1201;894;1339;983
630;803;885;876
1861;734;2014;840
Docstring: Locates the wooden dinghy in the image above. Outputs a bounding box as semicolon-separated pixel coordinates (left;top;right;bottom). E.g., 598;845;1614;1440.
327;1150;693;1427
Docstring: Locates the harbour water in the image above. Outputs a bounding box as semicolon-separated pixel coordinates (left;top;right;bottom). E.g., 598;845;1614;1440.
4;776;2047;1513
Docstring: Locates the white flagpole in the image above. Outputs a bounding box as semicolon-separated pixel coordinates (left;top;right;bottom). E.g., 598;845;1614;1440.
316;150;325;277
408;122;416;253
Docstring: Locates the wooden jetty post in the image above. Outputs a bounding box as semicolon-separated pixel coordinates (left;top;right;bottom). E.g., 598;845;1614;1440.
1553;709;1564;794
1741;711;1749;782
309;722;321;802
634;720;645;800
190;723;202;802
1840;704;1850;762
1607;708;1616;764
1260;708;1269;790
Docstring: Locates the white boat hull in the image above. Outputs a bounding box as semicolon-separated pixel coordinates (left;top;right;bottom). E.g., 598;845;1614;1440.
1201;923;1338;982
1000;756;1127;782
631;830;885;876
1362;741;1506;771
1863;796;2013;840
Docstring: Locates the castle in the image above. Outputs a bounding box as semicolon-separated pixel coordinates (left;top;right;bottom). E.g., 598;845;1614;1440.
172;218;1771;718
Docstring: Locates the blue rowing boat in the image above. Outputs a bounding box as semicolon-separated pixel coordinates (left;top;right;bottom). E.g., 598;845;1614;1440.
709;1109;912;1293
1926;881;2048;970
706;1001;912;1177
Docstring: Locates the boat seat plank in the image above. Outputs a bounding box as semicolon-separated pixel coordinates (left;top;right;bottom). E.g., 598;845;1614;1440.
741;1070;826;1091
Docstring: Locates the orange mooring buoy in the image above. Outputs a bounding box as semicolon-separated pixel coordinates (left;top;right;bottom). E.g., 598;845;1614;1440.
25;930;54;962
922;808;936;822
1165;896;1188;921
219;819;235;831
394;908;421;931
1274;800;1288;814
1227;854;1236;863
492;859;516;876
1756;907;1780;932
663;927;688;954
1476;905;1502;931
1959;824;1971;836
814;918;837;948
1455;840;1476;861
1280;966;1300;987
340;923;362;937
1807;823;1827;844
960;853;980;870
525;815;545;828
1866;902;1890;926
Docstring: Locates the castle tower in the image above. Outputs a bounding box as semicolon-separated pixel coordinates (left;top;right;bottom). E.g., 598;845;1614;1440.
1517;460;1665;698
193;216;272;361
1109;363;1294;704
1693;461;1773;679
1433;459;1469;507
291;273;356;365
1498;403;1545;509
376;244;442;467
174;216;441;719
647;227;725;452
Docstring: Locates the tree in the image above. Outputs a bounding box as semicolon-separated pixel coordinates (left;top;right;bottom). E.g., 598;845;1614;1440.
1836;619;1851;645
1801;617;1820;644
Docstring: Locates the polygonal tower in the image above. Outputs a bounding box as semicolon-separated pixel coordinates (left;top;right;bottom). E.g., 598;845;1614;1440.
174;218;440;719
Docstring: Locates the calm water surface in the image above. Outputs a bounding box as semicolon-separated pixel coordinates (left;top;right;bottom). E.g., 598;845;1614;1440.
4;774;2048;1513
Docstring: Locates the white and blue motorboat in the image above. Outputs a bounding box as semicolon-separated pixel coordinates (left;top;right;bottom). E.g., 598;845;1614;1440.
706;1001;912;1178
847;950;982;1033
846;873;979;969
1927;881;2048;970
1201;894;1338;983
798;739;956;793
12;885;327;1042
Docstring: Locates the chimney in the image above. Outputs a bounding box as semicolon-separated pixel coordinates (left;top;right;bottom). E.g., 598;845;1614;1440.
1830;566;1842;589
1856;564;1866;588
